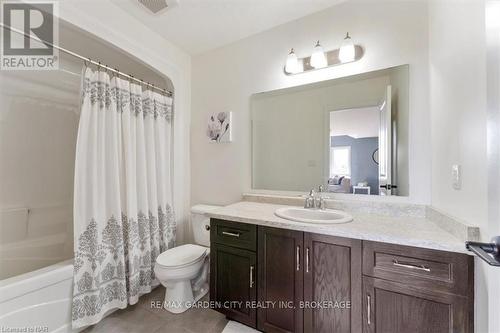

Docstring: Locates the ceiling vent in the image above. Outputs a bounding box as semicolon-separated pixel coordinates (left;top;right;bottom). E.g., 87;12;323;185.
138;0;178;14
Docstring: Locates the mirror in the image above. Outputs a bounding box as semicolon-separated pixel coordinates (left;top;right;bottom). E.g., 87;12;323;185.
251;65;409;196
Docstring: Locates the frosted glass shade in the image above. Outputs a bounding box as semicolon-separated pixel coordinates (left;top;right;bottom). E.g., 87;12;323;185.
339;33;355;63
310;41;327;69
285;49;299;74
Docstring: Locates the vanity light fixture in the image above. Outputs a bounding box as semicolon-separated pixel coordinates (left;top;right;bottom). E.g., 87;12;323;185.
339;32;355;63
285;48;299;74
310;41;327;69
283;32;364;75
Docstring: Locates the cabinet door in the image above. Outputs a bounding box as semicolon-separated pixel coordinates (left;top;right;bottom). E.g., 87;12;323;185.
303;233;362;333
210;243;257;327
258;227;304;333
362;277;471;333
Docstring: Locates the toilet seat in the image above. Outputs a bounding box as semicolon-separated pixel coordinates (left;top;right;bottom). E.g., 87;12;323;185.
156;244;207;268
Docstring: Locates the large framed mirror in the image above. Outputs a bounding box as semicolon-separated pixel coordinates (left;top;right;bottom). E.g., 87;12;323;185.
251;65;409;196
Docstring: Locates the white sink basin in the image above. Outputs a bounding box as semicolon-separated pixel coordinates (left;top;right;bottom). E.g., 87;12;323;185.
275;207;353;224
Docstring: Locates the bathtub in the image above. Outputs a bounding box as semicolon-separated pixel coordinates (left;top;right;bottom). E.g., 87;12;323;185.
0;259;78;333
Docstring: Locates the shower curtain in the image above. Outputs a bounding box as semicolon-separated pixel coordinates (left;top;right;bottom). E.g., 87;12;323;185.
71;67;175;328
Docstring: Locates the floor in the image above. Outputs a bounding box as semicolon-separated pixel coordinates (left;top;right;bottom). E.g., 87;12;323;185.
82;287;228;333
222;321;260;333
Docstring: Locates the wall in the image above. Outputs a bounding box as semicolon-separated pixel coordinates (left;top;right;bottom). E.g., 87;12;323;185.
485;1;500;331
58;0;192;244
331;135;379;194
0;60;79;279
428;1;499;332
191;1;430;206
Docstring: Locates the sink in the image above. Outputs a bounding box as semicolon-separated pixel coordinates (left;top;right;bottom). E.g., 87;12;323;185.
274;207;353;224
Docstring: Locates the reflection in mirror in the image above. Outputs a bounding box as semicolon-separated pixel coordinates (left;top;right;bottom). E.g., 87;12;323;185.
251;65;409;196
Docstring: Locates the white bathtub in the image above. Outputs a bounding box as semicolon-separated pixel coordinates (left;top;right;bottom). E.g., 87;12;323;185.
0;259;78;333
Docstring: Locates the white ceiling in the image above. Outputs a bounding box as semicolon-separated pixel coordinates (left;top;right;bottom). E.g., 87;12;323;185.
113;0;345;55
330;106;380;138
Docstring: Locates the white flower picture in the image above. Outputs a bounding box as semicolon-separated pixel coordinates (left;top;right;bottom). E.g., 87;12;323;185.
207;111;232;143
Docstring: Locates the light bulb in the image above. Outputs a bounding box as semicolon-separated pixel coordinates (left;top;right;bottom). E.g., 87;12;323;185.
339;32;355;63
310;41;327;69
285;48;299;74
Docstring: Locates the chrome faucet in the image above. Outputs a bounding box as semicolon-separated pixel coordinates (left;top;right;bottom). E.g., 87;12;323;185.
304;189;315;208
316;196;326;210
304;188;326;210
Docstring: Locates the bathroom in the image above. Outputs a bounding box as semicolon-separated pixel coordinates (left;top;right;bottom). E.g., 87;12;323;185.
0;0;499;332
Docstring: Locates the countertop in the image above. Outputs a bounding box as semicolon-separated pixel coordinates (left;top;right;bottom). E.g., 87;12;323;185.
206;201;469;254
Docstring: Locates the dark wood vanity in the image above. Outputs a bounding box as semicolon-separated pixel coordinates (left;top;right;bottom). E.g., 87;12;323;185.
210;218;474;333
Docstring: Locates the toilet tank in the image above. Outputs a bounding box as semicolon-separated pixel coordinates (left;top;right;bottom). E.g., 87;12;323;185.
191;205;220;247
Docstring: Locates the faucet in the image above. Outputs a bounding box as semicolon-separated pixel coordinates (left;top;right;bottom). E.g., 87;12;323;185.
314;194;326;210
304;187;326;210
304;189;315;209
315;185;326;209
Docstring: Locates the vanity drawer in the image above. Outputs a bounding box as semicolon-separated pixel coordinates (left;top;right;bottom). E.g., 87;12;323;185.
362;241;473;296
210;219;257;251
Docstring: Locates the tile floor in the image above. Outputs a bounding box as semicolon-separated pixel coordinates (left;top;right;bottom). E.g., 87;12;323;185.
82;287;228;333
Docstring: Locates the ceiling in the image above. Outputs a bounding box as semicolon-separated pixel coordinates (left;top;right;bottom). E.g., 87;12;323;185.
113;0;345;55
330;106;380;139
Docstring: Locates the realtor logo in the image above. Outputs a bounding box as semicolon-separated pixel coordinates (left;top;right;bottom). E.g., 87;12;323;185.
1;1;59;70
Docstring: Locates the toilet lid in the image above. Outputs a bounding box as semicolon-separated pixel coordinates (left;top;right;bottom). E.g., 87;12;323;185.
156;244;207;267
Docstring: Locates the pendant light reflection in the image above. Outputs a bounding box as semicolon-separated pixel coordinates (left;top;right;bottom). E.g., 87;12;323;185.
285;48;300;74
338;32;355;63
310;40;327;69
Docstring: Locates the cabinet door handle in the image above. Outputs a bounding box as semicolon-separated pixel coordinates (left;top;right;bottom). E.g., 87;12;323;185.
249;265;254;288
222;231;240;238
306;247;310;273
367;294;371;325
393;259;431;272
296;246;300;271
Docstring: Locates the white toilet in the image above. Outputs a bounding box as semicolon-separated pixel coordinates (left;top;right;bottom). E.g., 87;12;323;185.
154;204;219;314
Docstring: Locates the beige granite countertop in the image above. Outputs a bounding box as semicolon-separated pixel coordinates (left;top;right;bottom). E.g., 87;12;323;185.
206;201;469;254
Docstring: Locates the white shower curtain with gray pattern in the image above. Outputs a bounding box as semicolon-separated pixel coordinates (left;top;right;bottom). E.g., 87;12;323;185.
72;67;175;328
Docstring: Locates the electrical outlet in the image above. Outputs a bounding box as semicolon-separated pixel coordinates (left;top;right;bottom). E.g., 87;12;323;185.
452;164;461;190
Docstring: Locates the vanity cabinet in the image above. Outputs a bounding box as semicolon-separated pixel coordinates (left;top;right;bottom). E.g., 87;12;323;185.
303;233;362;333
210;219;474;333
257;227;304;333
362;277;470;333
362;241;474;333
210;219;257;327
257;227;362;333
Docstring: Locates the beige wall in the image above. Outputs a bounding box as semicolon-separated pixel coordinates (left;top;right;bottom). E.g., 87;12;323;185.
191;1;430;206
428;1;499;332
485;2;500;331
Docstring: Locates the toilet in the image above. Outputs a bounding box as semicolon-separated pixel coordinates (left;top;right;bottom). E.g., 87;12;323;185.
154;204;219;314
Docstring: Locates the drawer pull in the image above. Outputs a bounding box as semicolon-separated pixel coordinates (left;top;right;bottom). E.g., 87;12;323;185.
393;259;431;272
250;265;254;288
222;231;240;238
306;247;310;273
367;294;371;325
296;246;300;271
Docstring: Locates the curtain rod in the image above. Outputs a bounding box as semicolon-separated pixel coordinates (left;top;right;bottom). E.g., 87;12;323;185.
0;23;173;97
